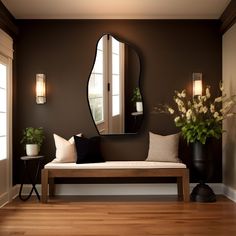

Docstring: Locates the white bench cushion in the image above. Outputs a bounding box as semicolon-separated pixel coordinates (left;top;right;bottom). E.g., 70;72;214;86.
45;161;186;169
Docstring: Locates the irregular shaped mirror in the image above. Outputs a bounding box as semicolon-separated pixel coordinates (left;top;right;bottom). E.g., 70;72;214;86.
88;34;142;134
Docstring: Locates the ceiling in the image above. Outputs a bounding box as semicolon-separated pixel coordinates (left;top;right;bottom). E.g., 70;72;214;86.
2;0;231;20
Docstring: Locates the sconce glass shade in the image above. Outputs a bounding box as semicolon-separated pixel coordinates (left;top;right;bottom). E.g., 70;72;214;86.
193;73;202;97
36;74;46;104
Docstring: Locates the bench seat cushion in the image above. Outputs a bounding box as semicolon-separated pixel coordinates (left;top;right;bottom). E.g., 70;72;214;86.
44;161;186;169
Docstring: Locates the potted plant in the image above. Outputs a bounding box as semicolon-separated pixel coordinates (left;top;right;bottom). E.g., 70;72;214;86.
155;82;236;202
21;127;45;156
131;87;143;112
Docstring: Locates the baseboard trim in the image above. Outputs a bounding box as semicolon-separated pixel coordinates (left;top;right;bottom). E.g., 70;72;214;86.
3;183;235;204
0;185;19;208
0;192;9;208
223;184;236;202
17;183;224;196
11;185;19;199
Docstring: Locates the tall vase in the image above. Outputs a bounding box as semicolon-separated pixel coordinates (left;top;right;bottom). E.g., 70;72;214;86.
190;141;216;202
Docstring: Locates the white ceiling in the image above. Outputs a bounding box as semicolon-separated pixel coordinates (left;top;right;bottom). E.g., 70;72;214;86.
2;0;231;20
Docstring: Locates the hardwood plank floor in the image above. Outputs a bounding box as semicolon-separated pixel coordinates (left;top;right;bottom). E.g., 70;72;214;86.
0;195;236;236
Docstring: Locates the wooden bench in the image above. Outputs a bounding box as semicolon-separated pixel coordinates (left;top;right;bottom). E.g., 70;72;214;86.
41;161;190;203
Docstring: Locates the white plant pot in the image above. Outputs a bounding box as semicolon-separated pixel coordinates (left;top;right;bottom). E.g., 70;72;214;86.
26;144;39;156
136;102;143;112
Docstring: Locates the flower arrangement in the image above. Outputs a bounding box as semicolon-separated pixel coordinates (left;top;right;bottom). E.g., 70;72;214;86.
156;82;236;144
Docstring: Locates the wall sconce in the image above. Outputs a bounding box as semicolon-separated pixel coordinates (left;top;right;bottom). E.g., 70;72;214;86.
36;74;46;104
192;73;202;97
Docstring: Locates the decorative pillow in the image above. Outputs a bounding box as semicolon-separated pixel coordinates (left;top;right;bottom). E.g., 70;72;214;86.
146;132;180;163
52;133;82;163
74;135;104;164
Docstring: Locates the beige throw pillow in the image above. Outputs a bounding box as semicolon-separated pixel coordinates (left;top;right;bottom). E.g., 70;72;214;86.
146;132;180;163
52;133;82;163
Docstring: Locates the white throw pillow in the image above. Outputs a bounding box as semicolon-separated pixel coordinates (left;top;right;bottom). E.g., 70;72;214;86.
52;133;82;163
146;132;180;163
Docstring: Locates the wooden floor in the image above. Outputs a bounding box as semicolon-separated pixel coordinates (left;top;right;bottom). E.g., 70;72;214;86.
0;195;236;236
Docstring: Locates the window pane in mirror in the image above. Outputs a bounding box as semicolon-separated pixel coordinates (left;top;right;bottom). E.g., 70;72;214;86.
112;54;119;75
94;50;103;74
0;63;6;89
97;38;103;50
112;95;120;116
112;37;120;54
89;97;103;124
89;73;104;124
0;89;6;112
89;74;103;97
112;75;119;95
0;113;6;136
0;136;6;160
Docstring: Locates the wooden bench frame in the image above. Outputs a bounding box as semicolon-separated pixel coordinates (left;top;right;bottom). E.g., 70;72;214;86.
41;168;190;203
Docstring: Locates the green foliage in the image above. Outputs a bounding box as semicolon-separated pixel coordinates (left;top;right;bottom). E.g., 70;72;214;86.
131;87;142;103
158;83;236;145
20;127;45;147
177;119;222;144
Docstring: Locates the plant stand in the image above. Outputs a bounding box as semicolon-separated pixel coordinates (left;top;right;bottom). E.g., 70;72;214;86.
191;141;216;202
190;182;216;202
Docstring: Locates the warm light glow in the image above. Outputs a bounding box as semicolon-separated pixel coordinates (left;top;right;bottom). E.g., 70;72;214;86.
193;73;202;96
36;74;46;104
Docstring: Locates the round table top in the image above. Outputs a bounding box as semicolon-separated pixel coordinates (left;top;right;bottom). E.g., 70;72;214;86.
131;111;143;116
20;155;44;161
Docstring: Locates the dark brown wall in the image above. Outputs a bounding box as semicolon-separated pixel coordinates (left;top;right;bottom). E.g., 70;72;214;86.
15;20;222;183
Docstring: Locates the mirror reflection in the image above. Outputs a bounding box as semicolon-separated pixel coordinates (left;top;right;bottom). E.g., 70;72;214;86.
88;34;143;134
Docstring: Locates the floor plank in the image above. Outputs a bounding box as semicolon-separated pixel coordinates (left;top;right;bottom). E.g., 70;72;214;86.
0;195;236;235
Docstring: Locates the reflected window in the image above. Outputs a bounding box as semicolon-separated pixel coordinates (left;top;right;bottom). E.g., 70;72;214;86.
88;38;104;124
88;35;124;133
88;34;142;134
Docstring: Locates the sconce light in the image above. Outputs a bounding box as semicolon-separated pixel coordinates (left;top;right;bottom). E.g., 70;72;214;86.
36;74;46;104
192;73;202;97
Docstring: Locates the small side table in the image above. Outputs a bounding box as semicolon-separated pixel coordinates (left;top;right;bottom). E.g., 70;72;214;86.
19;155;44;201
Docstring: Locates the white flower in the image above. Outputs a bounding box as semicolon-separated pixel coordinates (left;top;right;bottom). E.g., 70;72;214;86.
199;107;204;113
177;93;182;98
206;87;211;98
215;97;222;103
201;96;207;102
192;115;196;122
186;109;192;120
168;108;174;114
220;82;224;91
213;112;219;118
202;106;208;113
175;98;184;107
210;104;215;113
181;90;186;98
181;107;186;113
177;90;186;98
174;116;180;123
216;116;223;122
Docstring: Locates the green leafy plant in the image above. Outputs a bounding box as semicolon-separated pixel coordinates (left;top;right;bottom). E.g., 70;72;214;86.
131;87;142;103
20;127;45;148
155;83;236;144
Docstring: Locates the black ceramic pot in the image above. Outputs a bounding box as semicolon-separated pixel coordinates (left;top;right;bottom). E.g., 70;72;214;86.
190;141;216;202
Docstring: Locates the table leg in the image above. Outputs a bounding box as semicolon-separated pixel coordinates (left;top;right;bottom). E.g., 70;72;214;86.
19;159;41;201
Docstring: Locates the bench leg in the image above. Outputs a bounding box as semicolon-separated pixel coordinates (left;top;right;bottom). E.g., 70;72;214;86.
177;171;190;202
183;170;190;202
177;177;183;200
49;178;55;197
41;169;48;203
